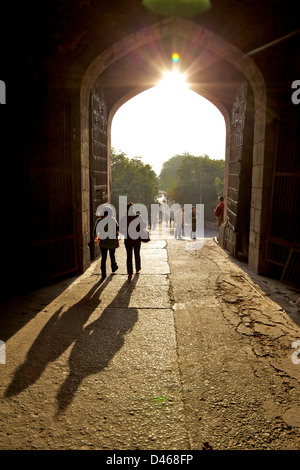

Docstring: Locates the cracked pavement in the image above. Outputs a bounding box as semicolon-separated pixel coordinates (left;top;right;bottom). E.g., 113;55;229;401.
0;236;299;450
168;239;300;449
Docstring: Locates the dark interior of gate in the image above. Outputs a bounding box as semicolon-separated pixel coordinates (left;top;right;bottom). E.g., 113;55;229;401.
2;1;299;295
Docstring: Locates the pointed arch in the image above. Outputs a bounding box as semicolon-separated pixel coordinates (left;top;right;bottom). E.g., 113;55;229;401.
80;16;266;272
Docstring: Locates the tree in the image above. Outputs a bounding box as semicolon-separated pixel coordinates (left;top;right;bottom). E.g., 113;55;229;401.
160;153;225;221
215;176;224;196
111;150;159;214
159;153;188;193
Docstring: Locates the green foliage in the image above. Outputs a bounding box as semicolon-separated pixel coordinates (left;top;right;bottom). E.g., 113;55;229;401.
160;153;225;221
111;150;159;212
215;176;224;196
159;153;189;193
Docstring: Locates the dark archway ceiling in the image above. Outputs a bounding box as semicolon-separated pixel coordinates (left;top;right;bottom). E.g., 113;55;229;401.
4;0;298;108
99;34;244;113
12;0;298;72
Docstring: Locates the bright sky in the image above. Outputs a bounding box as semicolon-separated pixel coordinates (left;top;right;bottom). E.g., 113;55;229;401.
111;70;226;175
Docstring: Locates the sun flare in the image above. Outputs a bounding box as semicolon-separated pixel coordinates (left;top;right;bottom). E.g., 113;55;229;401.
112;67;226;175
158;70;188;92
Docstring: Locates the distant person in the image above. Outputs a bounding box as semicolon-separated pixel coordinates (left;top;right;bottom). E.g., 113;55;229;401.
94;207;119;279
170;212;174;229
119;202;147;280
214;196;224;241
152;214;158;230
190;206;197;239
165;212;169;227
214;196;224;227
174;205;184;239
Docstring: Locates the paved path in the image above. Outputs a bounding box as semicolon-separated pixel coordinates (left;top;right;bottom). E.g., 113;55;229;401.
0;236;299;450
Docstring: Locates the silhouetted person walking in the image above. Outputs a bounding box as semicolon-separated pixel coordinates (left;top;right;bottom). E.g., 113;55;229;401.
119;202;147;280
94;207;119;279
190;206;198;239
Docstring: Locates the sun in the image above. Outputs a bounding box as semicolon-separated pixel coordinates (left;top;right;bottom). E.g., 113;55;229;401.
158;70;188;93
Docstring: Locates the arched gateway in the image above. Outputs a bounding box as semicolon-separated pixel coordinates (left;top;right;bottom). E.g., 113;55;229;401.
80;17;266;274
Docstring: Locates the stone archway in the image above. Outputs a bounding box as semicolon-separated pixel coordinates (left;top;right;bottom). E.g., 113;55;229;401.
80;16;266;273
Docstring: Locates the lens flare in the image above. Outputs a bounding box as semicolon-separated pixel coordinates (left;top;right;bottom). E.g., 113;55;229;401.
159;70;188;92
172;52;180;63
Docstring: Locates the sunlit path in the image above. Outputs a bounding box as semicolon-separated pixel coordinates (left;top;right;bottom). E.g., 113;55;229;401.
1;237;299;450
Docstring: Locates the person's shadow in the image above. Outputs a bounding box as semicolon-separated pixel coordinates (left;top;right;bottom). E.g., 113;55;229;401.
4;275;139;415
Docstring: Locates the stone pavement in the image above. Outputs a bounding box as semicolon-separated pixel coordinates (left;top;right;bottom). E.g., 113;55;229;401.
0;234;299;450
